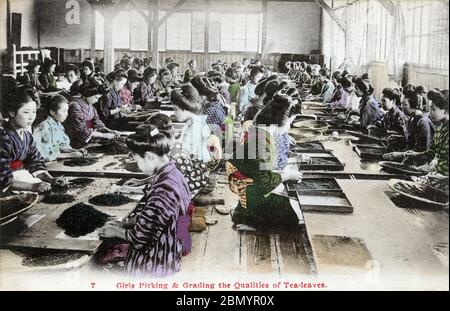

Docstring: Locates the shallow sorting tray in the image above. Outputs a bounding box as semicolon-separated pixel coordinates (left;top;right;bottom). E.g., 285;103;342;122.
290;151;335;159
352;144;386;160
285;178;342;194
379;161;427;176
297;156;345;171
291;141;326;153
296;191;353;213
388;179;449;208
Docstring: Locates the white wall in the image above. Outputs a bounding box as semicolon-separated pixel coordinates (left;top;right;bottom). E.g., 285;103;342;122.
11;0;39;48
266;1;321;54
38;0;92;49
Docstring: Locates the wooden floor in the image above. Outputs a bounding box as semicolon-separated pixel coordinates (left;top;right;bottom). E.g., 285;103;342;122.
180;172;312;277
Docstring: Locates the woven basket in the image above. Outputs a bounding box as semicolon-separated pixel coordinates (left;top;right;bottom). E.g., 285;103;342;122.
0;193;39;225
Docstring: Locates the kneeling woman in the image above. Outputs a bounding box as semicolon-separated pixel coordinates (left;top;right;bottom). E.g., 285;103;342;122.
1;88;66;193
99;131;190;277
227;93;303;230
65;81;119;149
33;95;87;161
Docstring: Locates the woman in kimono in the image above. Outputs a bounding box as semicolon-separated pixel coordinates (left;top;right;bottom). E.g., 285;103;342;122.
171;83;220;164
0;87;66;193
183;59;197;83
134;67;159;108
225;67;242;103
39;58;58;92
65;79;119;149
19;60;44;92
400;89;448;176
118;69;143;110
384;87;435;164
97;69;128;129
33;95;87;161
226;93;303;230
80;59;95;83
99;130;190;277
191;75;227;138
353;77;383;132
375;88;408;150
167;62;181;88
155;68;172;99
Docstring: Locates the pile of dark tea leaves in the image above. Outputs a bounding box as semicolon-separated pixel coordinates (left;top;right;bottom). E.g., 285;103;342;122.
56;203;112;237
89;193;132;206
88;142;129;155
42;193;76;204
63;158;97;167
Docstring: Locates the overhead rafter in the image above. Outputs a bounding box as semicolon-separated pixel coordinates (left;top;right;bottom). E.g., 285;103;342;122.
130;0;151;22
158;0;188;26
377;0;395;15
314;0;346;32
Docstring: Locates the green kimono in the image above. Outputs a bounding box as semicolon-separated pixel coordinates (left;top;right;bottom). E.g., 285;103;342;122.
228;82;241;103
228;126;299;229
428;121;449;176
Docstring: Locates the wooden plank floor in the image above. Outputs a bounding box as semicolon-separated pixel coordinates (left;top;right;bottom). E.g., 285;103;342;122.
179;173;312;277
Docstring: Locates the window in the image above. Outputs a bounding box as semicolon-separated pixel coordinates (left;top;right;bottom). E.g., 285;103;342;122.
402;0;449;70
113;11;131;49
166;13;191;51
220;14;261;52
95;9;264;54
208;13;221;53
192;12;206;52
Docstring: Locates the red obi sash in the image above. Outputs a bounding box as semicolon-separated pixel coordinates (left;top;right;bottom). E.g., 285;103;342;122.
10;160;24;171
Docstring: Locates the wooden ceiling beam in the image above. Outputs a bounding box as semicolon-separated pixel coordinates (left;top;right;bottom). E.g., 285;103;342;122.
313;0;346;32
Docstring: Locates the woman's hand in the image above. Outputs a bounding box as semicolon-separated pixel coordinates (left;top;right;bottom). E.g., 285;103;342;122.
79;149;88;156
101;132;116;140
98;223;126;239
280;168;303;182
53;176;68;186
32;182;52;193
123;178;145;187
207;135;222;161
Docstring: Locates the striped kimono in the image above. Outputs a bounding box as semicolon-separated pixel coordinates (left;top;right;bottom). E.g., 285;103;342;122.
124;160;190;277
0;123;47;191
64;97;106;149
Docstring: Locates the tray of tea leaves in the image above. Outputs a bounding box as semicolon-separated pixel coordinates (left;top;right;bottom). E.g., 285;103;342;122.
296;191;353;213
380;161;427;176
291;141;325;153
297;156;345;171
353;144;386;160
286;178;342;194
388;179;449;208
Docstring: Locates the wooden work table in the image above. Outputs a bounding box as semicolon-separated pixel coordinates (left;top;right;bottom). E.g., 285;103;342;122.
302;179;449;290
1;178;138;254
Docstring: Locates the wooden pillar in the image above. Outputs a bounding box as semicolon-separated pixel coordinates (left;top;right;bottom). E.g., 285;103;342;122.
261;0;268;59
90;6;96;60
204;0;210;72
148;0;152;58
103;7;114;73
152;0;159;68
